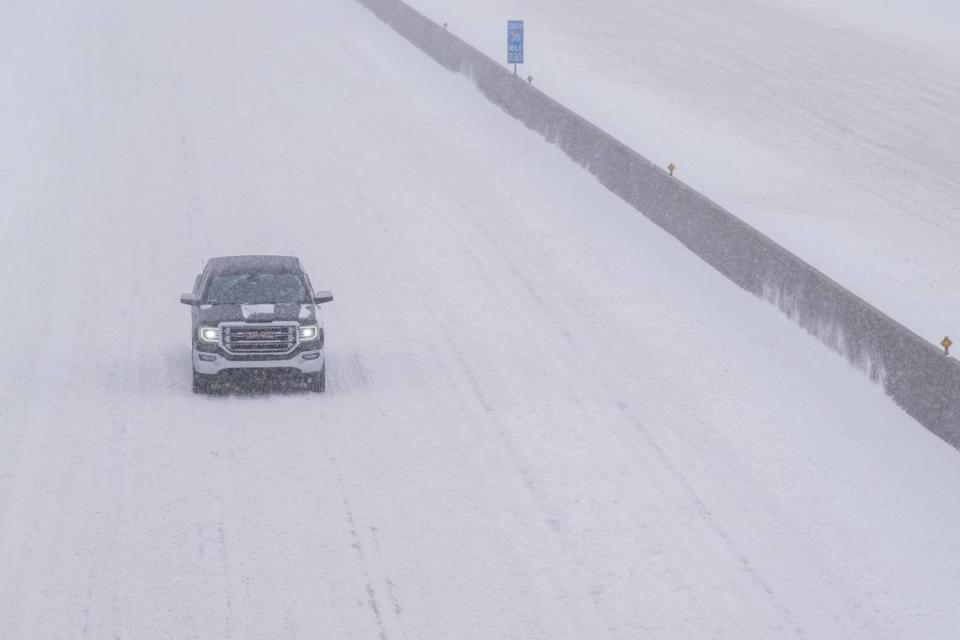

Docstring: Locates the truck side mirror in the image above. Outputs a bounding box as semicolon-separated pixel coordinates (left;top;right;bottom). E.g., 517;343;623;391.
180;293;200;306
313;291;334;304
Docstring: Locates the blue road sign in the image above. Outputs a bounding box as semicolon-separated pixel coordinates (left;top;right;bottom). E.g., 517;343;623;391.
508;20;524;65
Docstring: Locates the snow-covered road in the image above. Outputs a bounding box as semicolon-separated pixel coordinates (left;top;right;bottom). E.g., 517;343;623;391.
407;0;960;343
1;1;959;638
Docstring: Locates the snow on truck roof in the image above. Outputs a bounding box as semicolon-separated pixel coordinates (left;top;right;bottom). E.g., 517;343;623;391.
205;255;302;275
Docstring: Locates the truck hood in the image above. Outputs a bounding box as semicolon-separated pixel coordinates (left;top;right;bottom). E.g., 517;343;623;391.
196;303;318;325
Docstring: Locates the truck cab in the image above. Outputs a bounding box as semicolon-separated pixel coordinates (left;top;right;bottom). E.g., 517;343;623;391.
180;255;333;393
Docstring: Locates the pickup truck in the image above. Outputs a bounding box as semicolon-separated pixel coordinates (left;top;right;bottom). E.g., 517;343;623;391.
180;255;333;393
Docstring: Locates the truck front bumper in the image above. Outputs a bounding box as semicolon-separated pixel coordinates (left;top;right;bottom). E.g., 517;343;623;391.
193;349;324;375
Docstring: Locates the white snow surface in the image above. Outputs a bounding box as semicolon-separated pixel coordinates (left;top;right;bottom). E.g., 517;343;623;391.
1;1;959;639
241;304;277;320
407;0;960;343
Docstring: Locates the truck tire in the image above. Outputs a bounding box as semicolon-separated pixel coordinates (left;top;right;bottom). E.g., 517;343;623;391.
307;366;326;393
193;371;210;394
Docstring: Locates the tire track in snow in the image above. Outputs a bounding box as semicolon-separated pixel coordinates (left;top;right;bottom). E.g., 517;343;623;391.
212;431;251;640
431;330;621;639
328;452;404;640
369;525;407;633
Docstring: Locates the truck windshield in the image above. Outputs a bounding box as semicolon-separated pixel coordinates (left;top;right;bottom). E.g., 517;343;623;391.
204;273;308;304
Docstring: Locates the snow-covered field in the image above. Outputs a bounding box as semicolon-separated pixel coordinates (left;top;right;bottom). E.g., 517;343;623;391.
1;1;959;638
407;0;960;343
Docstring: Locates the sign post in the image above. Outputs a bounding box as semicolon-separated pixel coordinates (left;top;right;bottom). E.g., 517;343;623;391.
508;20;524;76
942;336;953;356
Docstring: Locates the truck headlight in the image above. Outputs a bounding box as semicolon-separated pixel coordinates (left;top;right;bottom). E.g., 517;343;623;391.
198;326;220;343
299;325;319;341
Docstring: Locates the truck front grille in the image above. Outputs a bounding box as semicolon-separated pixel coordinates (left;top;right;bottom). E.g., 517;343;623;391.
222;324;297;354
